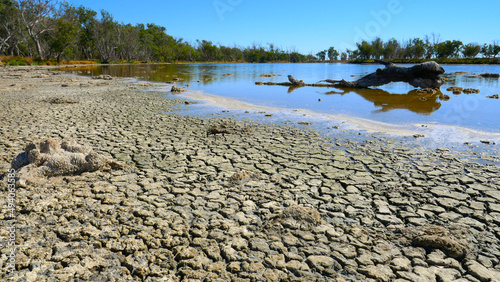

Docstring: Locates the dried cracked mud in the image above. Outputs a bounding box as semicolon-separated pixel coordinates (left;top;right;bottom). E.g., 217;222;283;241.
1;65;500;281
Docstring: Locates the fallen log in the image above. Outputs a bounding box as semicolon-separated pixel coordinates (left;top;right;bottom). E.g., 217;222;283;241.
319;60;445;89
255;61;445;90
255;75;334;93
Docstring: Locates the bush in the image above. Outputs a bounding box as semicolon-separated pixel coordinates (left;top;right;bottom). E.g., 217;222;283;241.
0;56;33;66
7;60;27;66
65;60;98;65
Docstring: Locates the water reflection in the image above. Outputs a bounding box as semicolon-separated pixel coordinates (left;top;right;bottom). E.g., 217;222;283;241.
321;88;442;115
56;63;500;132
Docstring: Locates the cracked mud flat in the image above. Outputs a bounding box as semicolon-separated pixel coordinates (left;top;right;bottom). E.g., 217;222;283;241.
0;65;500;281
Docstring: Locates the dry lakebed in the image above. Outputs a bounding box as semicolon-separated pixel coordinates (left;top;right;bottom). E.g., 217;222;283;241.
1;65;500;281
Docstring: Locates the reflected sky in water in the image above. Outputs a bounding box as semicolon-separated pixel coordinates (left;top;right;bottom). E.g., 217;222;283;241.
60;63;500;132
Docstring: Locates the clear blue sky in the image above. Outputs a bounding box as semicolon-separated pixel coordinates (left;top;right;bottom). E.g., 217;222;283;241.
65;0;500;54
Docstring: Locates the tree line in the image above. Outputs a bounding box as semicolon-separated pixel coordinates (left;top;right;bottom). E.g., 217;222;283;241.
1;1;499;64
316;35;500;62
0;0;315;63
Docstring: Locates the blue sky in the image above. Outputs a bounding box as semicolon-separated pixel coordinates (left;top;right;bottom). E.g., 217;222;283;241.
65;0;500;54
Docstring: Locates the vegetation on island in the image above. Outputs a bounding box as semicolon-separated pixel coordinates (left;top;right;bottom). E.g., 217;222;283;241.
1;0;499;65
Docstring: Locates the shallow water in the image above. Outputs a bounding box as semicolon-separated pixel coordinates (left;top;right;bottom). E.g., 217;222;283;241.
61;63;500;135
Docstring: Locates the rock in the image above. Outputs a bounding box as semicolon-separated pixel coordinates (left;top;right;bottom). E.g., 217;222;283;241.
390;257;411;271
249;237;270;253
359;265;395;281
465;260;500;282
463;88;480;94
171;85;186;92
375;214;403;225
479;73;500;78
439;94;451;101
262;269;281;281
173;246;198;260
206;261;226;273
306;255;336;273
91;74;113;80
416;88;437;94
285;260;310;275
241;261;264;273
447;86;463;94
227;261;241;272
436;268;461;281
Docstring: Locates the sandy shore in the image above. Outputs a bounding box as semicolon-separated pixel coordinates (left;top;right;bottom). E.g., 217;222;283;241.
1;65;500;281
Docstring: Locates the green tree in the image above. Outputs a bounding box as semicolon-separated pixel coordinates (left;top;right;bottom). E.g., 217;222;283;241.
197;40;221;61
16;0;56;59
340;51;347;61
482;43;500;58
371;37;384;60
289;51;305;63
346;49;359;60
423;33;440;59
462;43;481;58
0;0;25;55
435;40;463;58
383;38;399;59
327;46;339;61
139;23;174;61
116;23;140;61
49;18;78;62
59;3;98;60
93;10;119;63
410;38;426;59
316;50;326;61
357;40;373;59
495;44;500;58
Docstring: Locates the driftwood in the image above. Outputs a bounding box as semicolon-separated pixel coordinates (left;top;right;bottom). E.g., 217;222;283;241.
255;61;446;90
256;75;331;87
255;75;335;93
319;60;445;89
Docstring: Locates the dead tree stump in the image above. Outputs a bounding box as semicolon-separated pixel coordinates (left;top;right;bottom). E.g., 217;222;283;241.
319;60;445;89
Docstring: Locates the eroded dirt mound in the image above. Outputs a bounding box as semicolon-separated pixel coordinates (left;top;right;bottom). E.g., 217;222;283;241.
11;138;125;185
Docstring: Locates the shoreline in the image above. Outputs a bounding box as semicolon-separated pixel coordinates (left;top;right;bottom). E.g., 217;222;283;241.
4;57;500;67
179;89;500;149
1;65;500;281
